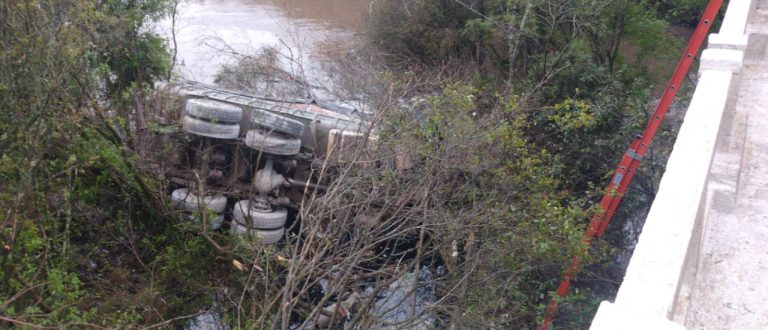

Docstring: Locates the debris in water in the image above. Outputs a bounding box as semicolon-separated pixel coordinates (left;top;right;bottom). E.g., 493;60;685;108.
185;304;229;330
368;266;436;330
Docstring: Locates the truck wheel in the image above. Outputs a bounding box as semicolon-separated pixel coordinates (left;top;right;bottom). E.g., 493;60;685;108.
186;98;243;123
251;108;304;137
180;212;225;230
245;128;301;155
207;213;225;230
171;188;227;213
182;115;240;139
230;223;248;235
255;227;285;244
230;224;284;244
233;200;287;229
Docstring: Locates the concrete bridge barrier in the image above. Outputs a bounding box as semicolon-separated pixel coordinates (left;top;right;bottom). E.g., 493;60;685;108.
590;1;763;328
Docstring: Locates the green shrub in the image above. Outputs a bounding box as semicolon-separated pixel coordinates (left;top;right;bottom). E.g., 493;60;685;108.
647;0;712;26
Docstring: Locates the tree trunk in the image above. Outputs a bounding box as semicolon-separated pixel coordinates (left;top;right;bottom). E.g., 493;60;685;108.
132;87;148;159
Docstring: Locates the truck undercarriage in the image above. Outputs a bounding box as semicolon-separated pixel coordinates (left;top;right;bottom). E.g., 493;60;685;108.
151;80;372;243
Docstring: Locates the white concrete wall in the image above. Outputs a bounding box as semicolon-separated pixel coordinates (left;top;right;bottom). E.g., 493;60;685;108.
590;68;736;330
709;0;757;50
590;2;754;328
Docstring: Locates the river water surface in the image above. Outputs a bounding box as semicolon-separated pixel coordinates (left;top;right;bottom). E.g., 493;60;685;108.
156;0;369;84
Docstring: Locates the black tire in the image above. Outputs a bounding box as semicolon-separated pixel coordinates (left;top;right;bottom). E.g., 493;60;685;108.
233;200;287;229
186;98;243;123
230;224;284;244
230;223;248;235
251;108;305;137
182;116;240;139
180;212;225;230
244;128;301;155
255;227;284;244
171;188;227;213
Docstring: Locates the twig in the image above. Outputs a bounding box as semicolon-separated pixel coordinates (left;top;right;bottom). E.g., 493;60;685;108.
0;315;57;329
141;311;206;329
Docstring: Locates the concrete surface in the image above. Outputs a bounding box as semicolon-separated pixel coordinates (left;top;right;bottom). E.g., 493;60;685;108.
590;69;735;330
682;12;768;329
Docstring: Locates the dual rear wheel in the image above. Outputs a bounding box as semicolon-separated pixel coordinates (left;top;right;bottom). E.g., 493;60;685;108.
182;98;304;156
231;200;288;244
178;98;303;243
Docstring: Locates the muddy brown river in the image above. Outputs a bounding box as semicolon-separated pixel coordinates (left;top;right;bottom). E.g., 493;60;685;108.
155;0;369;84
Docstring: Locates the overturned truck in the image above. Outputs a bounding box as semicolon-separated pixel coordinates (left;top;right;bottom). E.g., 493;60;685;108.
152;80;372;243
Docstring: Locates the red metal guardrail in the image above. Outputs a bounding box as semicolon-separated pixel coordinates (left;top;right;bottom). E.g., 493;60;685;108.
540;1;725;328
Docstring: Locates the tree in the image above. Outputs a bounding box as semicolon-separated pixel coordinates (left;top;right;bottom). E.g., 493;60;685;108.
0;0;176;326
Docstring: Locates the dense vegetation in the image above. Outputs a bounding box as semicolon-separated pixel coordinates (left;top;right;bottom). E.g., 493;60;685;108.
362;1;693;327
0;0;706;328
0;0;190;327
